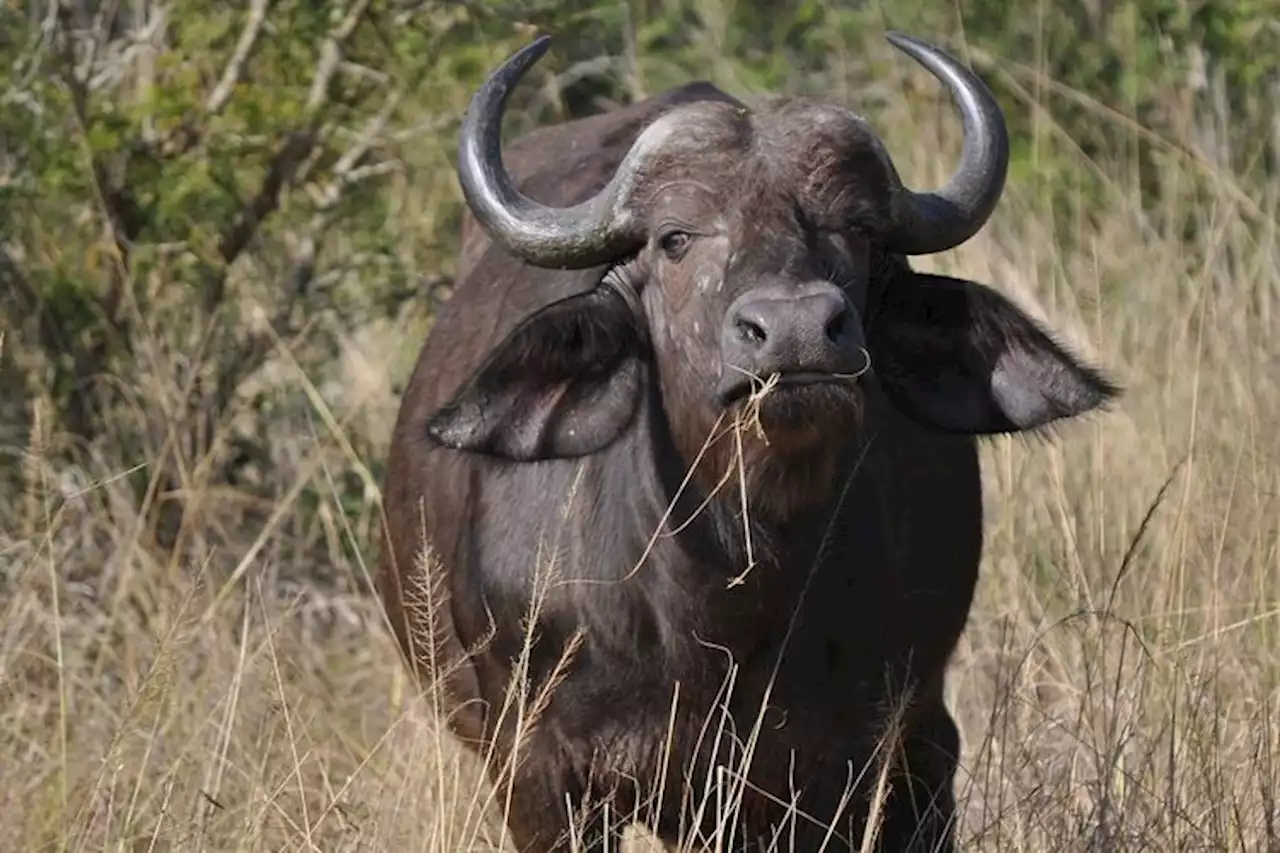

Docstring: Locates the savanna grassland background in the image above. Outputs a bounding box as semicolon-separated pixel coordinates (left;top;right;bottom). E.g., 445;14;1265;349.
2;0;1279;850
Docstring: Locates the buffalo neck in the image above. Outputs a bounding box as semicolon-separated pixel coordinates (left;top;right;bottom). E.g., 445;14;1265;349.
612;385;869;589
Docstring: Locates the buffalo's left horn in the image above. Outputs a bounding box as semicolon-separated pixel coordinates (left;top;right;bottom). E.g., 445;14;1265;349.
881;32;1010;256
456;36;653;269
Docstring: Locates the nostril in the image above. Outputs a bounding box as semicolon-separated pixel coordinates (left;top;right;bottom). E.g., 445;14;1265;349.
736;316;767;345
825;309;849;344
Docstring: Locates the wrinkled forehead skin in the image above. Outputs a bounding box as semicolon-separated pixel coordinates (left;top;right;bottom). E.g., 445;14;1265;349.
627;98;899;239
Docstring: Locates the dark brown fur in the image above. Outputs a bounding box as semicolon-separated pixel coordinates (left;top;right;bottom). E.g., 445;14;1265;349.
379;81;1117;852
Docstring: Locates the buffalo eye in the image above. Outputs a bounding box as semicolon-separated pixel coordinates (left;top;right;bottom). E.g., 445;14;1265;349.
658;230;692;261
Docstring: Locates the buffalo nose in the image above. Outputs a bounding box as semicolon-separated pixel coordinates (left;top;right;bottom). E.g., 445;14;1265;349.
733;294;851;349
723;282;863;377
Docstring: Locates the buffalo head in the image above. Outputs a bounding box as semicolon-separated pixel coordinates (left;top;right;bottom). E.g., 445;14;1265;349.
428;33;1115;509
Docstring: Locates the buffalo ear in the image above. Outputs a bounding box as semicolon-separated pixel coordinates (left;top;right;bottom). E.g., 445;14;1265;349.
426;287;646;460
868;272;1119;435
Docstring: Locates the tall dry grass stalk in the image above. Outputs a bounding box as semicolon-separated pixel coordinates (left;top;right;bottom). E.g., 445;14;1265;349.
2;24;1278;853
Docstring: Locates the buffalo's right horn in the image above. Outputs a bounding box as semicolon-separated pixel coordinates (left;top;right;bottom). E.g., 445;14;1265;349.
456;36;657;269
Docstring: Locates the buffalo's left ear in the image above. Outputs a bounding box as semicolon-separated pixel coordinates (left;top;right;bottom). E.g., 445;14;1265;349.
867;272;1119;434
426;286;647;460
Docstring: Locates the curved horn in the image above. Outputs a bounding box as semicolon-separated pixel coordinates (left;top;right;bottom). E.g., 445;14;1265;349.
882;32;1010;256
456;36;648;269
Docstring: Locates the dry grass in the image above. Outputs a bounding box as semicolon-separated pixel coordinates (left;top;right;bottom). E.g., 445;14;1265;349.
3;26;1280;853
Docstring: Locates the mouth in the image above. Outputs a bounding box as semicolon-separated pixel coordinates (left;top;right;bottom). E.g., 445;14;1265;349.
716;370;860;407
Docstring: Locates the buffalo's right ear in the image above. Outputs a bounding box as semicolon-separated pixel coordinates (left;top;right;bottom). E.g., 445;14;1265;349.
426;287;647;461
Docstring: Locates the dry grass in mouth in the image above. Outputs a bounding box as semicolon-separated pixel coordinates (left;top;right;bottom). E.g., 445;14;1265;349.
735;369;784;445
724;345;873;448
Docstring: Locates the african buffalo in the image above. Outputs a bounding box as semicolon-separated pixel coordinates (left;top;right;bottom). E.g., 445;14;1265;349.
379;31;1116;852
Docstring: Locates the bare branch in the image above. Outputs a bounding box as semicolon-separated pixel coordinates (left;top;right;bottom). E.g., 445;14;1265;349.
2;3;58;102
309;160;400;210
338;61;390;86
53;5;138;268
384;113;460;143
335;91;399;173
305;0;372;115
284;89;398;303
215;129;313;269
205;0;273;115
83;0;121;83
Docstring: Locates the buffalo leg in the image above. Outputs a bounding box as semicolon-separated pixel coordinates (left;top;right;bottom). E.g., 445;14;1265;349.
496;765;630;853
872;706;960;852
